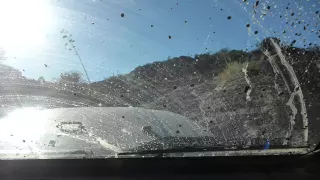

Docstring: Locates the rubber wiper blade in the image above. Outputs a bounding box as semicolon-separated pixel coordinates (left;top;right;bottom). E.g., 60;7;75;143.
117;145;309;156
118;136;262;156
118;145;253;156
118;136;309;156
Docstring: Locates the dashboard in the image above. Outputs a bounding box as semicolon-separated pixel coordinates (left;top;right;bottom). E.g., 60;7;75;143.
1;154;319;179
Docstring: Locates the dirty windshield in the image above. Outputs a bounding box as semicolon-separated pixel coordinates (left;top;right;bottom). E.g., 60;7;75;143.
0;0;319;159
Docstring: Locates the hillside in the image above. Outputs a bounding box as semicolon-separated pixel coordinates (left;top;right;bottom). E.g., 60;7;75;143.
1;39;320;147
90;41;320;147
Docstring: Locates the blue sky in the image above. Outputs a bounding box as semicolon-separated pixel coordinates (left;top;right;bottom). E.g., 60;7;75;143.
1;0;319;82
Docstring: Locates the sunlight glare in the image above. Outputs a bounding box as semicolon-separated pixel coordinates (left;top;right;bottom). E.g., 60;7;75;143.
0;107;48;142
0;0;53;55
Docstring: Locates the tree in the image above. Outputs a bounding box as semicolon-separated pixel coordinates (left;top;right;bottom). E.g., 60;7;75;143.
38;76;45;83
0;48;6;61
61;29;91;83
59;71;84;84
218;48;230;54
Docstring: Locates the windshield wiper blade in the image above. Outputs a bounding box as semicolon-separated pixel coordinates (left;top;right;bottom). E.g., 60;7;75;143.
118;136;309;156
118;146;263;155
117;145;295;156
118;146;224;156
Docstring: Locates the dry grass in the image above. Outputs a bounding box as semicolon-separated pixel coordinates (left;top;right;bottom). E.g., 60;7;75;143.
219;61;262;82
219;61;244;82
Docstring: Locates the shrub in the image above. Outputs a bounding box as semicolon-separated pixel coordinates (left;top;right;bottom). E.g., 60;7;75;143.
38;76;45;83
59;71;84;84
247;60;262;76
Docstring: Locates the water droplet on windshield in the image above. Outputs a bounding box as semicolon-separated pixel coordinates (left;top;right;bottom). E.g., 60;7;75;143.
254;1;259;7
244;86;250;93
49;140;56;147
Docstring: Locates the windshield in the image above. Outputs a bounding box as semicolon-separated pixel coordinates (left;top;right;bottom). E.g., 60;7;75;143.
0;0;319;158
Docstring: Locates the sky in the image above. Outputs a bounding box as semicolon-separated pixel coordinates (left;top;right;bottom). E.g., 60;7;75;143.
0;0;319;82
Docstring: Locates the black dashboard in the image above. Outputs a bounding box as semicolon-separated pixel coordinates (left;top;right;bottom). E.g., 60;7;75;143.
1;153;320;179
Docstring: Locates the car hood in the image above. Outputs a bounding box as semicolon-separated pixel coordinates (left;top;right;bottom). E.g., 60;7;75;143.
0;107;212;158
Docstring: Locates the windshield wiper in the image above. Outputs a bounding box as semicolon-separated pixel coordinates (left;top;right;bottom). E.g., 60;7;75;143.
117;146;235;156
118;136;309;156
117;145;309;156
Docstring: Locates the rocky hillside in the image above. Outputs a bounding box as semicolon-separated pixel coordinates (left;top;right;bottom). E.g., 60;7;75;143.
89;42;320;147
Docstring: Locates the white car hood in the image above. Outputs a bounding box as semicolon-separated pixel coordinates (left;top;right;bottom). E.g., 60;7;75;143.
0;107;211;158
